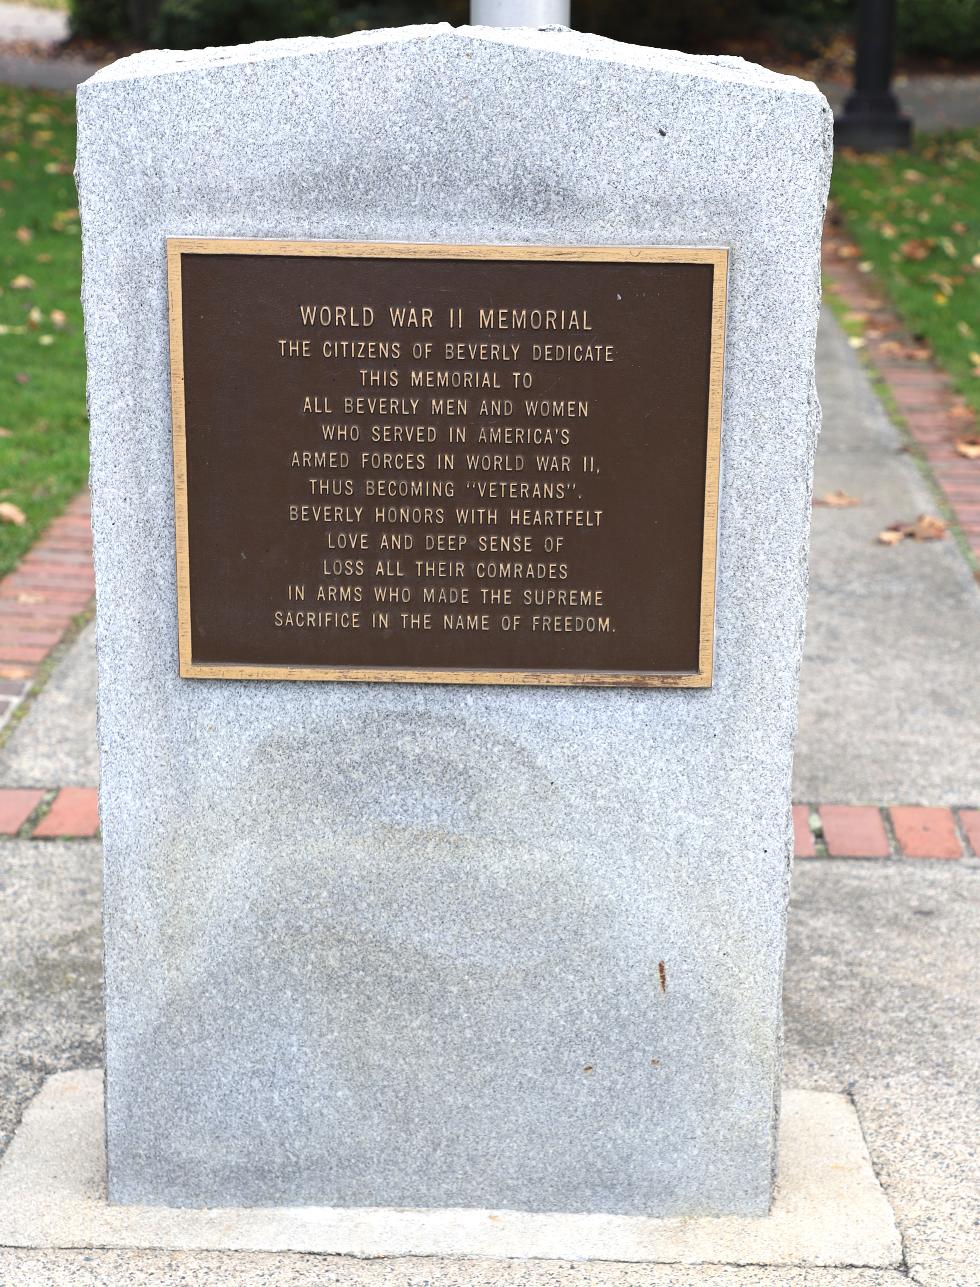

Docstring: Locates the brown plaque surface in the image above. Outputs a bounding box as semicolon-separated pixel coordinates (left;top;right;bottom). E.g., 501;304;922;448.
168;240;726;686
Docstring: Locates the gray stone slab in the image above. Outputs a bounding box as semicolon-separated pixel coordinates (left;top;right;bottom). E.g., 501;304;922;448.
793;313;980;805
0;1072;901;1266
0;623;99;788
75;26;831;1212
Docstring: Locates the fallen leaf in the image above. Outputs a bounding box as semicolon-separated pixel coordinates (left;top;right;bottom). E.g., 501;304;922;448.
909;514;946;541
848;335;866;349
14;225;31;244
837;243;860;259
949;404;974;423
814;490;861;508
38;335;53;347
26;305;41;329
49;309;66;329
0;501;26;525
0;427;11;438
9;274;33;290
955;435;980;460
14;372;29;385
900;238;931;261
877;526;905;545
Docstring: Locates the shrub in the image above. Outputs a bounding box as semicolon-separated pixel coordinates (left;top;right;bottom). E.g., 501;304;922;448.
897;0;980;60
153;0;341;46
69;0;129;41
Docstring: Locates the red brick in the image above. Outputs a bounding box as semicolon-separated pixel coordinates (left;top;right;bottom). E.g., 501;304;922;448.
0;628;62;647
0;587;91;606
793;805;815;857
958;810;980;857
0;644;48;663
890;806;962;860
0;606;72;628
820;805;890;858
21;549;92;566
0;788;44;835
4;570;94;591
0;664;33;680
33;787;100;838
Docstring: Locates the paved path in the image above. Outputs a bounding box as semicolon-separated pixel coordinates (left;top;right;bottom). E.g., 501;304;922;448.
823;73;980;131
0;2;67;44
794;313;980;806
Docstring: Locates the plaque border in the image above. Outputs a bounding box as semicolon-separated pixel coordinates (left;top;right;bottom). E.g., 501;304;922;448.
167;239;727;688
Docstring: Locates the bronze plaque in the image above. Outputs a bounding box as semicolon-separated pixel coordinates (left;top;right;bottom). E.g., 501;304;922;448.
168;241;726;687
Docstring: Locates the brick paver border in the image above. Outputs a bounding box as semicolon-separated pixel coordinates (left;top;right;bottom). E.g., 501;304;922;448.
796;803;978;861
823;231;980;566
1;788;976;858
0;490;94;733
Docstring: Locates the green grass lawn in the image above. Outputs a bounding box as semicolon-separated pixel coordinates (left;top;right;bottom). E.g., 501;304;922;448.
0;85;85;579
830;130;980;418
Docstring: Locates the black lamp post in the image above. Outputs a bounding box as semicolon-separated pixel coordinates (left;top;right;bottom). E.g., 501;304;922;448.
835;0;912;150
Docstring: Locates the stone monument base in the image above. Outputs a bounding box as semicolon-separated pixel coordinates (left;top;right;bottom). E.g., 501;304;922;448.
0;1071;900;1268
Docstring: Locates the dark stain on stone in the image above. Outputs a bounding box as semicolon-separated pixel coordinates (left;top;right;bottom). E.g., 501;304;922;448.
658;961;667;993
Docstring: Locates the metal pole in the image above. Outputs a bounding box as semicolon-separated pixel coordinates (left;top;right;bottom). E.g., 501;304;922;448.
835;0;911;150
470;0;571;26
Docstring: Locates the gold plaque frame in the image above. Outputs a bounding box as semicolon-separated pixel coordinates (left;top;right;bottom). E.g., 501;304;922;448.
167;239;727;687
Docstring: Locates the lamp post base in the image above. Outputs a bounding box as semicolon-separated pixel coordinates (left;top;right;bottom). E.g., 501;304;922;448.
835;94;912;150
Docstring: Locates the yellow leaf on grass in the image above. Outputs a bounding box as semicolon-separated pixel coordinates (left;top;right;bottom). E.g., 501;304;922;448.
14;226;31;244
0;501;26;525
9;274;33;290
